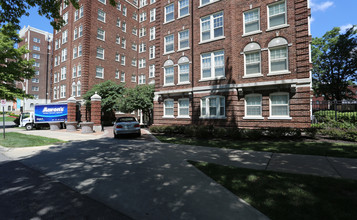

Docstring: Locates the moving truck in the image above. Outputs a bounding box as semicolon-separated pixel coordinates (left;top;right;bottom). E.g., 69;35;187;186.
20;104;68;130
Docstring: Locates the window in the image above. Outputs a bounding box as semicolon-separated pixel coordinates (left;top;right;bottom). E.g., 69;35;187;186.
60;85;66;98
121;55;126;65
164;60;174;85
117;2;121;10
201;50;225;79
55;39;60;50
96;66;104;78
139;12;147;22
63;12;68;25
268;37;289;74
200;0;219;7
32;78;39;83
138;74;146;84
116;36;121;44
115;53;120;62
139;27;146;37
116;18;121;27
165;4;174;23
178;0;189;17
132;43;137;51
178;98;189;117
139;43;146;53
164;99;174;117
97;28;105;40
132;12;138;20
35;70;39;75
61;66;67;80
98;0;106;4
149;46;155;59
54;56;59;66
245;94;262;118
140;0;147;7
33;62;40;67
73;47;78;59
123;6;127;16
201;96;225;118
77;64;82;77
32;86;39;91
132;27;137;35
72;82;76;97
268;1;286;29
33;45;40;51
139;58;146;68
164;34;174;54
131;74;137;82
178;30;189;50
54;87;57;99
78;45;82;57
96;47;104;59
33;54;40;59
72;66;77;78
115;70;119;79
74;28;78;39
201;11;224;42
54;73;58;83
62;30;68;43
178;56;190;83
244;9;260;34
77;82;81;96
121;72;125;82
79;25;83;37
131;58;137;66
122;22;126;32
79;6;84;18
98;9;106;22
243;42;261;76
149;64;155;78
150;8;156;22
150;0;156;3
61;48;67;61
121;38;126;48
270;93;290;117
150;27;155;40
33;37;40;43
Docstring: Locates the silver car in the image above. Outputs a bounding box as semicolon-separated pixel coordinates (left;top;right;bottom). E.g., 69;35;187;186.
113;117;141;138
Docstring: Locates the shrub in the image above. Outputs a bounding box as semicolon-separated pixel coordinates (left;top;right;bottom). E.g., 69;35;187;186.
242;129;265;139
213;127;227;138
304;127;318;138
149;125;167;133
195;126;212;138
184;125;196;137
319;127;357;142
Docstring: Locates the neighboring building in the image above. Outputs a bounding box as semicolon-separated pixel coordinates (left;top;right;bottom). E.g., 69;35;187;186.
52;0;312;128
18;25;53;111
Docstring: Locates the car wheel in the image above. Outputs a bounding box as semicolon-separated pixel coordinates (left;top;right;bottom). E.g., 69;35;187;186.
26;124;33;130
114;133;119;139
136;132;141;137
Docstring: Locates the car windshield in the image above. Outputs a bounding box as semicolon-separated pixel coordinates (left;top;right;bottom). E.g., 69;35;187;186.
22;113;31;119
116;117;137;122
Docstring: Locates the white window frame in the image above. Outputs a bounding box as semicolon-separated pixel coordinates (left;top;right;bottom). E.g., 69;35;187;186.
138;74;146;85
178;29;189;50
72;82;77;97
121;72;125;82
96;47;104;59
269;92;291;119
98;9;106;22
163;99;174;118
200;50;225;80
178;0;189;18
200;96;225;119
178;98;190;118
200;11;224;43
164;34;174;54
97;28;105;41
150;8;156;22
150;27;156;40
244;49;261;77
96;66;104;78
244;94;263;119
178;62;190;84
77;81;81;96
269;46;289;74
149;64;155;78
243;8;261;35
164;4;174;23
267;1;287;30
149;45;155;59
200;0;220;7
121;55;126;66
164;65;174;86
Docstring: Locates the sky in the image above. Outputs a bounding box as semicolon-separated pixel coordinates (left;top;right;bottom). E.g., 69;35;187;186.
18;0;357;38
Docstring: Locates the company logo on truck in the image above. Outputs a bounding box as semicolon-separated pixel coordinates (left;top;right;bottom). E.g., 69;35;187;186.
42;107;65;113
35;104;68;122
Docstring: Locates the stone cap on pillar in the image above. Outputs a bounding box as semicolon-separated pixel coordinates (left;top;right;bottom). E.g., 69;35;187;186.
91;92;102;101
67;96;77;103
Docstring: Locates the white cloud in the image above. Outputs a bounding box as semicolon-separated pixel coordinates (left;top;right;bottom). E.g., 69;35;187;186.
310;0;334;12
310;17;315;23
340;24;356;33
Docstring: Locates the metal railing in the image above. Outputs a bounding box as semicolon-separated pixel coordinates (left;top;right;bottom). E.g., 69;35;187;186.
311;100;357;123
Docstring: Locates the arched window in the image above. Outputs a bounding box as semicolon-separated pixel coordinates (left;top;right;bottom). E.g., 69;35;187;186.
77;81;81;97
243;42;261;77
164;59;174;85
178;56;190;84
268;37;289;74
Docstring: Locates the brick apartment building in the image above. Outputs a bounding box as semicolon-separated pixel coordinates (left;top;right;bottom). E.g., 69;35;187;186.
52;0;312;128
18;26;53;111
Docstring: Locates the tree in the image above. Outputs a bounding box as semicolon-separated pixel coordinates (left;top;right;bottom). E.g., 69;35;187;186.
0;0;116;30
312;26;357;100
0;24;35;100
82;81;125;123
117;85;155;124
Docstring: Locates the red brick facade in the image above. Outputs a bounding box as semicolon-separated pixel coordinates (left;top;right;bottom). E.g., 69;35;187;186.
51;0;311;128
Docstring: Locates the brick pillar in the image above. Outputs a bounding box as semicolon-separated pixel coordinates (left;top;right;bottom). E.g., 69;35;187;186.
91;92;102;132
67;97;77;122
80;103;87;122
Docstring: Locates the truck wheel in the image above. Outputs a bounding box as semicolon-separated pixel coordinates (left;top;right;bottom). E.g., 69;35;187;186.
26;124;33;130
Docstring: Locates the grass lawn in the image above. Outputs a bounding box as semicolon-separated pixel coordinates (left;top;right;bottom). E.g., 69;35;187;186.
1;115;17;122
156;135;357;158
190;161;357;220
0;132;65;147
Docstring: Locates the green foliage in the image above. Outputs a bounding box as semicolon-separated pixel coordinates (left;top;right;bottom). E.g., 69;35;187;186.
319;127;357;142
304;127;318;138
0;24;35;101
82;80;125;114
314;110;357;123
117;84;154;124
312;26;357;100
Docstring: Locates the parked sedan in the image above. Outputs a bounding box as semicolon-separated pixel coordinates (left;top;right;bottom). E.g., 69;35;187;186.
113;117;141;138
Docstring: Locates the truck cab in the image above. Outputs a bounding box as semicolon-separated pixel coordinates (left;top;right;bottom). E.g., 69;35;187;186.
19;112;35;130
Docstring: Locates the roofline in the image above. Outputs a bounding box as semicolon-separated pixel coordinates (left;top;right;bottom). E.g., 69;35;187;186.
19;25;53;41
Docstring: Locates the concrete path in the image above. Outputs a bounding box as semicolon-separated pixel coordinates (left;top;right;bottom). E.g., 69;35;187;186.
1;128;357;219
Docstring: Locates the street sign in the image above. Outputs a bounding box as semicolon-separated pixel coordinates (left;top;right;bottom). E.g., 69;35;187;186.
1;99;6;107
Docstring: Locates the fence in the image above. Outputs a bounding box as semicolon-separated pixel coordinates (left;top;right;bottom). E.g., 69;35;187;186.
311;100;357;123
